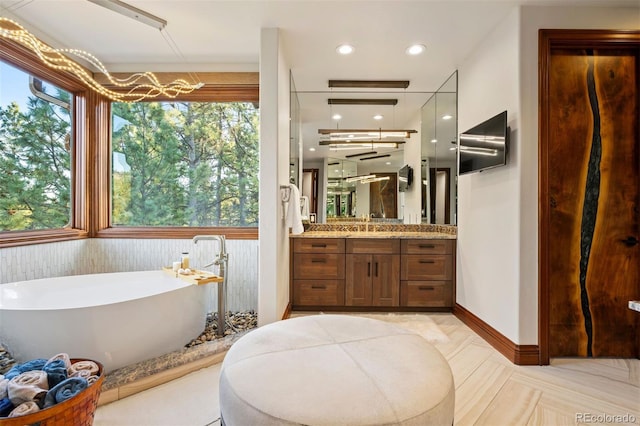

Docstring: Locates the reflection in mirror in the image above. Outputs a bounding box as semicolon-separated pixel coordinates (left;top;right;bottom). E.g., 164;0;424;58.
326;158;357;218
289;72;301;186
421;71;457;224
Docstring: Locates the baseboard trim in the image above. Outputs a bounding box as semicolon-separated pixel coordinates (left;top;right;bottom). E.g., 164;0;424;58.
282;302;292;320
453;303;540;365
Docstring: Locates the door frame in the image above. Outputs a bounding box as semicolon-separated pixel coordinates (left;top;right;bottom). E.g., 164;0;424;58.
538;29;640;364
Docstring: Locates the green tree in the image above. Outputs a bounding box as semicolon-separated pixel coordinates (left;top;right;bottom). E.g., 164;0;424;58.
0;93;71;231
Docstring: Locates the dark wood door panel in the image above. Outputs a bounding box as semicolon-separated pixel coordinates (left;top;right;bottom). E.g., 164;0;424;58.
547;45;639;358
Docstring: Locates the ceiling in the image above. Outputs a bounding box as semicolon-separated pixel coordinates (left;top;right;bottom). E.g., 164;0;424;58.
2;0;636;170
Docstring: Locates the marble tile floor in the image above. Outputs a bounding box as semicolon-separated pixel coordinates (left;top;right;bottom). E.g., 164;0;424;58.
93;313;640;426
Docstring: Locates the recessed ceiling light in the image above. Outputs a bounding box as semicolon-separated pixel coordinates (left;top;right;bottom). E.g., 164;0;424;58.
442;114;453;120
336;44;354;55
385;161;391;165
430;139;437;143
309;147;316;151
373;114;383;120
406;44;426;56
449;147;456;151
332;114;342;120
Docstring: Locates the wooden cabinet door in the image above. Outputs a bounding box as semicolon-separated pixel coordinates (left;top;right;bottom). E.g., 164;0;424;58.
346;254;372;306
371;254;400;307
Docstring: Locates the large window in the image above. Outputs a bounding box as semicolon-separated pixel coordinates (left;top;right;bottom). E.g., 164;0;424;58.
111;100;259;227
0;60;73;232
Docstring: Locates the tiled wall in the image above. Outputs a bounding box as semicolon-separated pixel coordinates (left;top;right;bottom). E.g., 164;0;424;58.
0;238;259;312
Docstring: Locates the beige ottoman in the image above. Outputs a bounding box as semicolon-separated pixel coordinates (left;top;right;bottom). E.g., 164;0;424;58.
219;314;454;425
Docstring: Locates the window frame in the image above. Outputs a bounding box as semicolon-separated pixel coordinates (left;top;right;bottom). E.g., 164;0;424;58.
0;37;259;246
94;86;260;240
0;39;89;248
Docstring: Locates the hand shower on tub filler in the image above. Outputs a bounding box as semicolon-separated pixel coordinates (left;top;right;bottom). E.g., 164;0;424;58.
193;235;228;337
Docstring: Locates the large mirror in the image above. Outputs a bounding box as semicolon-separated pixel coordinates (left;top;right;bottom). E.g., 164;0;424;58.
421;72;457;224
296;73;457;224
289;72;301;186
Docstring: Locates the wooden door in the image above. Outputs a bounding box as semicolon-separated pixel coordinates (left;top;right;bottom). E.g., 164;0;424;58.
540;30;640;359
346;254;372;306
371;254;400;307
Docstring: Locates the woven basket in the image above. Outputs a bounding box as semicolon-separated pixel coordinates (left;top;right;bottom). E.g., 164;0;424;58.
0;358;104;426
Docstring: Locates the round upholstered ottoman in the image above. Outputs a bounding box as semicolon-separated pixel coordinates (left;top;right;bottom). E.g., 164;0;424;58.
219;314;454;425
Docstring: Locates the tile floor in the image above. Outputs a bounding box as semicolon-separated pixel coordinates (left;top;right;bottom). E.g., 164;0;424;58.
93;313;640;426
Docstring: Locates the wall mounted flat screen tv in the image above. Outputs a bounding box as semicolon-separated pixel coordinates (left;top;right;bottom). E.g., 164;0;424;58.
398;164;413;192
459;110;509;175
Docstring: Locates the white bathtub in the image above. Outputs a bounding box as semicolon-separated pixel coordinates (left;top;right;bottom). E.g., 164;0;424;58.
0;271;208;373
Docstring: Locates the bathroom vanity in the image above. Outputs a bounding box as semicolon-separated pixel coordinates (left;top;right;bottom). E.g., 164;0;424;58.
290;229;456;312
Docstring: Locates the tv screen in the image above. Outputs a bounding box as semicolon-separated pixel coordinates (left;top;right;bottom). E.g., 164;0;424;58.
459;110;508;175
398;164;413;192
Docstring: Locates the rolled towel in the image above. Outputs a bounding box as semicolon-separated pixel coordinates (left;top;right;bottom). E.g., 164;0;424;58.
69;368;92;380
0;375;8;399
67;360;99;377
8;401;40;417
43;359;67;388
86;375;99;386
7;371;49;406
4;359;47;380
45;353;71;370
44;377;88;408
0;397;15;417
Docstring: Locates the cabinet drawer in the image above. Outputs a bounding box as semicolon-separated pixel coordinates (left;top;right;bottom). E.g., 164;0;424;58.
294;280;345;306
401;255;452;280
400;281;452;307
401;239;453;255
346;239;400;254
293;238;344;254
293;253;345;279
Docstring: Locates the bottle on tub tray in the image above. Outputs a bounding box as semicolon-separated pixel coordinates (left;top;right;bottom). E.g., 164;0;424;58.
181;252;190;269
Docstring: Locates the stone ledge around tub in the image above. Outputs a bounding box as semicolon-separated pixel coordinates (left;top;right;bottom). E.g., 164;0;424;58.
294;223;456;239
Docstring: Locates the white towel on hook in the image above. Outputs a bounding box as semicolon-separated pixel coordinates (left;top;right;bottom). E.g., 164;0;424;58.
285;184;304;235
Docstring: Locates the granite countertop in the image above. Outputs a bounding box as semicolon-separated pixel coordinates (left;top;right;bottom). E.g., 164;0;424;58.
291;231;456;239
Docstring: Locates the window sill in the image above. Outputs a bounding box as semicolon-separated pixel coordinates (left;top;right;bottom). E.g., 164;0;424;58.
95;226;258;240
0;228;89;248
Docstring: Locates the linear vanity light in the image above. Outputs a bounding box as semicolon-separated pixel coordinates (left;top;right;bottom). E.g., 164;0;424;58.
328;98;398;106
359;154;391;161
318;129;417;138
360;176;391;184
328;80;410;89
345;151;377;158
345;174;376;183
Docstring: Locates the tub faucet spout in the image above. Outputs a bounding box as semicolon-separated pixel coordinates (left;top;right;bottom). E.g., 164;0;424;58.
193;235;228;337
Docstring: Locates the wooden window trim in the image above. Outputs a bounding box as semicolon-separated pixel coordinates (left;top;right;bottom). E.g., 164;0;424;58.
92;83;260;240
0;39;89;248
0;38;259;246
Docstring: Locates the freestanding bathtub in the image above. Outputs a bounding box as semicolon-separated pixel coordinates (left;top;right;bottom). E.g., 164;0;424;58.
0;271;208;373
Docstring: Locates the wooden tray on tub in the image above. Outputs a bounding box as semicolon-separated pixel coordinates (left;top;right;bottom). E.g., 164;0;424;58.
162;267;223;285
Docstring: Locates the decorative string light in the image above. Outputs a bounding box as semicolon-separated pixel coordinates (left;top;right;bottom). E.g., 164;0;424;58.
0;17;203;102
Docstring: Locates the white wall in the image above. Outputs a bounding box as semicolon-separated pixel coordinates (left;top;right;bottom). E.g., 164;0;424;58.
258;28;292;326
458;4;639;345
404;112;423;224
457;6;522;343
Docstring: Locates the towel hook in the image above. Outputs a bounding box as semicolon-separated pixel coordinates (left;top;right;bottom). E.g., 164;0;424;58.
280;185;291;202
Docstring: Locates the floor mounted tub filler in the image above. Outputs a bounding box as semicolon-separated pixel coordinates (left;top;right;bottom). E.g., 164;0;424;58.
0;271;208;373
